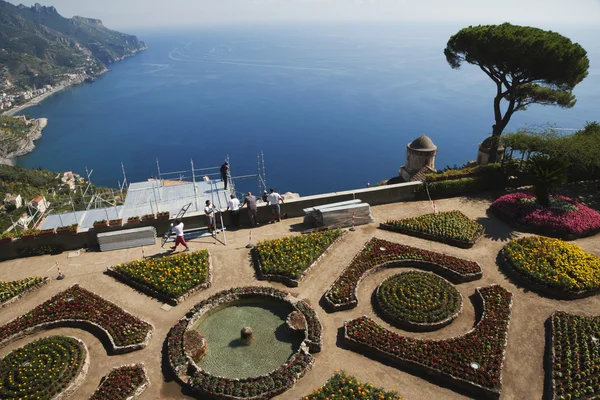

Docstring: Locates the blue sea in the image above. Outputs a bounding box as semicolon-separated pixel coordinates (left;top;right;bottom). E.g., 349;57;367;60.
16;22;600;196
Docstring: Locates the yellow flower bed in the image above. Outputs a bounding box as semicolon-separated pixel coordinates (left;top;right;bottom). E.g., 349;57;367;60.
503;236;600;292
303;371;403;400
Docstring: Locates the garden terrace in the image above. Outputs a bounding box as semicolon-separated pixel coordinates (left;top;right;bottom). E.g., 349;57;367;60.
0;285;153;353
106;249;212;305
344;285;513;399
252;229;344;287
375;271;463;331
303;371;403;400
501;236;600;298
490;192;600;240
324;237;482;311
89;364;149;400
549;312;600;400
381;210;484;248
167;286;322;399
0;277;48;308
0;336;89;400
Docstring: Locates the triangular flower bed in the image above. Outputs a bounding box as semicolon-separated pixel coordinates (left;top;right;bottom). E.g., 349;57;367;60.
324;238;482;311
0;276;48;308
344;285;513;400
252;229;344;287
0;284;153;354
303;370;403;399
90;364;149;400
106;249;212;305
380;210;484;248
549;312;600;400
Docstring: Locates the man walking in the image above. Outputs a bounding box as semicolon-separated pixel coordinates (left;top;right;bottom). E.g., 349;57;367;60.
266;188;284;223
220;161;230;190
242;191;258;227
170;219;190;252
227;194;241;228
205;200;217;234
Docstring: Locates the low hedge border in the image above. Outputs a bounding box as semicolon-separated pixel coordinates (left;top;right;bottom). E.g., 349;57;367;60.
166;287;322;399
498;252;600;300
343;285;513;400
0;277;49;309
547;312;600;400
251;231;346;287
90;364;150;400
0;285;154;354
380;223;482;248
374;272;463;332
323;238;483;312
106;252;213;306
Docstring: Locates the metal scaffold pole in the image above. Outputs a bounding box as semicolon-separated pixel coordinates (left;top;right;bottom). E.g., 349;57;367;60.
156;158;162;180
191;158;199;211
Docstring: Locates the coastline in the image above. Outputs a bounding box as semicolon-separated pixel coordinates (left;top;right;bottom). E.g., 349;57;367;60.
0;118;48;166
2;84;69;117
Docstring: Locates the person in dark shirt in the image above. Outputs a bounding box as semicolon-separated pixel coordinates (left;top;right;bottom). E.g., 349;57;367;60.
220;162;229;190
242;192;258;227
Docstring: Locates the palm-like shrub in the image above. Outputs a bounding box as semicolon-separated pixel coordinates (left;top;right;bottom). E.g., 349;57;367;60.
528;154;569;207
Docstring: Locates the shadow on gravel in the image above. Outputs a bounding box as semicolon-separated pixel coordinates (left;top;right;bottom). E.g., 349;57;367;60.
476;215;519;242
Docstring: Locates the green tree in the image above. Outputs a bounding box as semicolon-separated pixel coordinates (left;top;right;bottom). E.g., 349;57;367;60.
444;23;589;162
528;154;569;207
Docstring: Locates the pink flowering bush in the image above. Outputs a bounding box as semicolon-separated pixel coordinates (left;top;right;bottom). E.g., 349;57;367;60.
490;192;600;238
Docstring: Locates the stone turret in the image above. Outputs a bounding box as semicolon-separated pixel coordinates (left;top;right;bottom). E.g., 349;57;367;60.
399;135;438;182
476;136;504;165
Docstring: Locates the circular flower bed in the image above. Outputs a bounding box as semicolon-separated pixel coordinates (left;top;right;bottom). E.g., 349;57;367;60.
490;192;600;239
501;236;600;298
167;286;321;399
0;336;88;400
376;271;462;331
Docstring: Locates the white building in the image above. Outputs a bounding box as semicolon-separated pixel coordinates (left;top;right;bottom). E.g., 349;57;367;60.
29;195;49;214
4;193;23;208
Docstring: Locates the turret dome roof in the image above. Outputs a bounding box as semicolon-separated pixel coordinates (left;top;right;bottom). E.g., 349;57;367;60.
408;135;437;152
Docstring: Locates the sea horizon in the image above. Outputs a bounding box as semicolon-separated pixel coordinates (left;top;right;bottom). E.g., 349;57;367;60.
15;21;600;196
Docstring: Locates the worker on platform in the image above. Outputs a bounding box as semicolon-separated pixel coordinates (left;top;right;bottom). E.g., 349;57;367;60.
227;194;241;228
220;161;230;190
205;200;217;234
170;219;190;252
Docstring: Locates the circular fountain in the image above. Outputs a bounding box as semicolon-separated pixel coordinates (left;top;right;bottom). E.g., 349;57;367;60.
167;287;321;399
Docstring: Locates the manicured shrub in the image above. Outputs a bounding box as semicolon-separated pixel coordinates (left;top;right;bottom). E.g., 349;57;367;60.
324;238;481;310
256;229;343;281
550;312;600;400
89;364;148;400
376;271;462;329
490;192;600;238
382;210;483;247
109;250;210;301
303;371;402;400
502;236;600;294
344;285;513;399
415;176;504;199
0;336;86;400
0;285;152;350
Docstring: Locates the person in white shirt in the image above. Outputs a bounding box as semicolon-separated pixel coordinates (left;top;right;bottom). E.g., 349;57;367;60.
205;200;217;234
266;187;284;223
170;219;190;252
227;194;241;228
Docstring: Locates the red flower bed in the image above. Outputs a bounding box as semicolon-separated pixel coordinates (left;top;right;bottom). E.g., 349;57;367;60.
324;238;482;310
490;193;600;239
0;285;152;351
90;364;148;400
549;312;600;400
344;285;513;399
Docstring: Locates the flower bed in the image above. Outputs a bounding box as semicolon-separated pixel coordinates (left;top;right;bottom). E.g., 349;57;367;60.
501;236;600;298
549;311;600;400
344;285;513;400
90;364;149;400
0;336;89;400
252;229;344;287
0;285;153;353
381;210;483;248
490;192;600;240
375;271;462;331
167;286;322;399
107;250;211;305
303;371;402;400
1;277;48;308
323;238;482;311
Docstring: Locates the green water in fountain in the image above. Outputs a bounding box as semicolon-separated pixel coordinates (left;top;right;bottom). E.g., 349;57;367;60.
192;299;303;379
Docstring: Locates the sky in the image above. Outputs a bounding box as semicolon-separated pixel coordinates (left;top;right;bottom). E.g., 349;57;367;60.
11;0;600;29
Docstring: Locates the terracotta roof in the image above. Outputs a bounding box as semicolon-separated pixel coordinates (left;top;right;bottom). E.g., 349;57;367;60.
410;166;436;182
33;195;43;203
